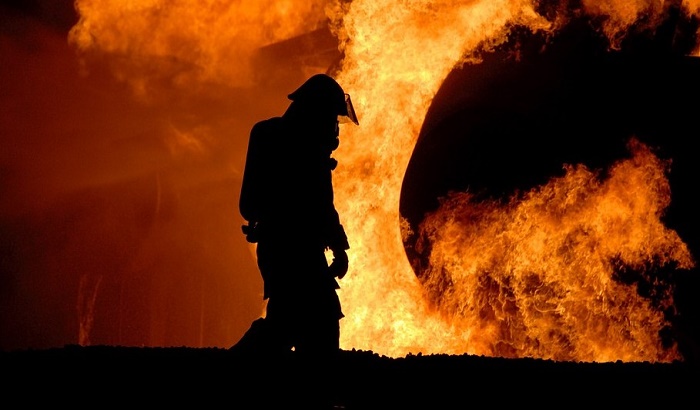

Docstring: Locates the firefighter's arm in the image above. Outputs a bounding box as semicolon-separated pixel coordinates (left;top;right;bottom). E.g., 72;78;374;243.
239;120;271;223
239;120;271;243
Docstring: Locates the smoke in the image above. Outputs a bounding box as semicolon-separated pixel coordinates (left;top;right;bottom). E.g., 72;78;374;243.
0;1;326;350
68;0;331;97
2;0;699;358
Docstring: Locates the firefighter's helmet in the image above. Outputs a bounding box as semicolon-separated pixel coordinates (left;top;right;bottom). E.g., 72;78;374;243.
288;73;359;125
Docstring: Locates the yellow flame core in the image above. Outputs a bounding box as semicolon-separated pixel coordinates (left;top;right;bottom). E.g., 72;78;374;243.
68;0;698;362
415;139;693;362
329;1;694;361
330;0;551;357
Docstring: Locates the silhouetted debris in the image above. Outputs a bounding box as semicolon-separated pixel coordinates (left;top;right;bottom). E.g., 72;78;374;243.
1;345;698;408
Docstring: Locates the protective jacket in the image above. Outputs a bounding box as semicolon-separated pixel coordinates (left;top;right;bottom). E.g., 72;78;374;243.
239;115;349;300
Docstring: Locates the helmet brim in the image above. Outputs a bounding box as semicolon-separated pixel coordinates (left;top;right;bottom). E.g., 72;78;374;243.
340;93;359;125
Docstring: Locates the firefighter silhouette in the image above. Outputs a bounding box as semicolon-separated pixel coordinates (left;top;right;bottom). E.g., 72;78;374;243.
233;73;359;358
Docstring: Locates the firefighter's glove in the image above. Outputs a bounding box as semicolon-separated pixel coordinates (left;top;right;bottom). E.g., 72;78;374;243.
241;222;260;243
329;249;349;279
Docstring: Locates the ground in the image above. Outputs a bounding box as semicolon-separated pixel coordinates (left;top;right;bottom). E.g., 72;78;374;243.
2;345;697;408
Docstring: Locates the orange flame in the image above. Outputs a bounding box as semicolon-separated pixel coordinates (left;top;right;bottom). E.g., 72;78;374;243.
412;139;692;362
582;0;700;52
67;0;699;361
328;0;549;358
329;1;695;361
69;0;331;94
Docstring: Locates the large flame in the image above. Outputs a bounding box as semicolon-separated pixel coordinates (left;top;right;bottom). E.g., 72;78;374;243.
330;0;550;357
66;0;700;362
410;139;693;362
329;0;697;361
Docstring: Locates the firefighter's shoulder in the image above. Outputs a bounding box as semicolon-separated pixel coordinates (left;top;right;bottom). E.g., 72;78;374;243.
250;116;284;139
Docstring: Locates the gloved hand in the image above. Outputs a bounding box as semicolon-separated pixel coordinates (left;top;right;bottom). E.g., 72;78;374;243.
241;221;259;243
328;249;349;279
